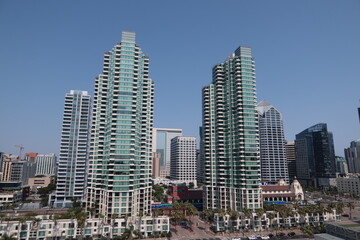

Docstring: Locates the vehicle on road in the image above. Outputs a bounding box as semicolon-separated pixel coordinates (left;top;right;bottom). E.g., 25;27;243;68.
287;232;296;236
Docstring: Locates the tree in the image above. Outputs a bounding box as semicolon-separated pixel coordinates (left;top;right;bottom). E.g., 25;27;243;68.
1;234;17;240
152;184;164;202
255;208;265;219
17;218;27;239
188;182;195;189
241;208;252;218
347;202;355;220
301;225;314;237
336;202;344;215
267;213;276;231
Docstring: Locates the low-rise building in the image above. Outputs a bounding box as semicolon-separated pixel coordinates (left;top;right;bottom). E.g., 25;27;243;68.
168;184;203;210
152;178;197;188
28;176;52;189
261;178;304;203
0;216;170;239
0;191;22;208
336;175;360;196
325;220;360;240
213;210;339;233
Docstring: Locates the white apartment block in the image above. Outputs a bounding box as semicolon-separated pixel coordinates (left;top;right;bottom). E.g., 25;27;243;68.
54;90;91;208
0;216;169;240
86;31;153;219
0;191;22;208
35;154;56;176
170;136;197;183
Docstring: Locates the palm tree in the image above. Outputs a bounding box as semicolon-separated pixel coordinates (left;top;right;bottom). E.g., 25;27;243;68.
255;208;265;219
336;202;344;215
296;207;307;227
241;208;252;218
17;218;26;239
347;202;355;220
76;211;88;239
1;233;17;240
301;225;314;237
266;213;276;232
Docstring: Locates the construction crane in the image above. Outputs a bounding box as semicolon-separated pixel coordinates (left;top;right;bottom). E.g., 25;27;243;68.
14;145;24;159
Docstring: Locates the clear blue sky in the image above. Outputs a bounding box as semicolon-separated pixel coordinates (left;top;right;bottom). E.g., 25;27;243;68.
0;0;359;156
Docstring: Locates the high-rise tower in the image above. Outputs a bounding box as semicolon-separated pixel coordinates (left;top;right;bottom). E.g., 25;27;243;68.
295;123;336;187
285;142;297;181
256;100;289;183
152;128;182;178
170;136;197;183
55;90;91;208
86;31;154;219
202;46;261;211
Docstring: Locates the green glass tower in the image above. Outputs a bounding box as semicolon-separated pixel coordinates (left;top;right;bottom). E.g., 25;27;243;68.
86;31;154;219
202;46;261;211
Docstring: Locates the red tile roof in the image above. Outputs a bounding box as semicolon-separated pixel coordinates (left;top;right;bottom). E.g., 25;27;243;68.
261;185;291;191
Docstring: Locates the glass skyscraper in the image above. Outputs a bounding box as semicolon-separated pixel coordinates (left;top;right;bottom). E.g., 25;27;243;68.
86;31;154;219
256;100;289;183
295;123;336;187
55;90;91;208
202;46;261;211
344;140;360;173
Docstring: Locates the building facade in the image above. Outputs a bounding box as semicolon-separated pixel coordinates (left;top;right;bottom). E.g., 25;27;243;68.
335;156;348;175
35;154;56;176
152;128;183;178
344;140;360;173
336;176;360;196
9;161;37;185
202;46;261;211
295;123;336;187
152;152;161;179
54;90;91;208
170;136;197;183
86;31;153;219
261;178;304;203
25;153;38;162
286;142;297;181
0;216;169;240
256;100;289;184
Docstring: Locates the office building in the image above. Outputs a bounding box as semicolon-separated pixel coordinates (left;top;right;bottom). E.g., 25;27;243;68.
1;160;12;181
256;100;289;183
54;90;91;208
10;161;36;185
202;46;261;211
344;140;360;173
196;148;203;183
286;142;297;181
170;136;197;183
152;128;182;178
152;152;161;179
0;152;3;180
335;156;348;175
295;123;336;187
86;31;154;219
336;176;360;196
35;154;56;176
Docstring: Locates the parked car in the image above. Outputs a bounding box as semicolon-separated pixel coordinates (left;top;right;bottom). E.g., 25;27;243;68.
288;232;296;236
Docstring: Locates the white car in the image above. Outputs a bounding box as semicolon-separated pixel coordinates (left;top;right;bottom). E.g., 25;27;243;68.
248;235;257;240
